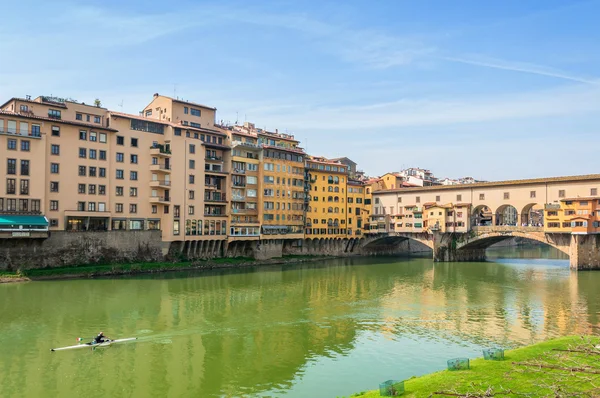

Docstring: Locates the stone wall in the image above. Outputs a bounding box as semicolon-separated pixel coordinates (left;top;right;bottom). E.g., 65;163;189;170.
0;231;163;271
570;234;600;270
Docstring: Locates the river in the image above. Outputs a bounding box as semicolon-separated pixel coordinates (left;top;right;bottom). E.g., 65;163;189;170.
1;247;598;398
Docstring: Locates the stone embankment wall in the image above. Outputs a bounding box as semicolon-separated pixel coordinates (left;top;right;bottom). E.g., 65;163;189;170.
570;235;600;270
0;231;163;271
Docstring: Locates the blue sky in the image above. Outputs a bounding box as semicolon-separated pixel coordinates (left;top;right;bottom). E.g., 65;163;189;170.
1;0;599;180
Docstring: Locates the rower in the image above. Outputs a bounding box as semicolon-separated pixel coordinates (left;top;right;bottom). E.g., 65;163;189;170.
94;332;107;344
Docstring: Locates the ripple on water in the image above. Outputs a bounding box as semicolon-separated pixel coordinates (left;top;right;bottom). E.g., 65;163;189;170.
155;339;173;345
137;329;153;334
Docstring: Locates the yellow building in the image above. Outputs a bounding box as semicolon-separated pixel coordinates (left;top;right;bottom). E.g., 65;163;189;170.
347;179;370;236
305;156;349;238
545;197;600;234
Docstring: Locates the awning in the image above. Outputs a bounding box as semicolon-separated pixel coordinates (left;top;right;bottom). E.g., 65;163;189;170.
0;215;48;227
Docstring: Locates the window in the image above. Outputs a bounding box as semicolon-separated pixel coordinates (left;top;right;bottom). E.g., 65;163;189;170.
20;179;29;195
129;204;137;213
99;167;106;177
117;136;124;145
99;185;106;195
189;144;195;154
48;109;61;119
99;133;107;143
115;203;123;213
7;159;16;174
131;138;138;147
457;194;462;201
50;181;59;192
89;167;96;177
130;171;137;180
78;184;86;194
530;191;536;198
479;193;485;200
559;190;565;198
94;116;101;124
189;159;195;169
51;144;60;155
51;163;59;174
189;175;195;184
416;196;420;203
190;122;201;128
31;125;40;137
89;185;96;194
18;160;29;176
79;130;87;140
504;192;510;200
31;199;40;212
174;128;182;136
145;109;152;117
189;190;195;200
76;113;82;120
21;140;30;151
90;132;97;142
188;205;195;215
99;150;106;160
52;126;60;136
184;107;189;114
7;139;16;150
50;200;59;211
20;104;28;112
435;195;440;202
79;148;86;158
130;154;138;164
88;202;96;211
116;153;124;162
191;108;201;116
116;169;124;179
116;186;124;196
89;149;97;159
86;115;90;122
592;188;598;196
130;187;137;197
174;205;180;217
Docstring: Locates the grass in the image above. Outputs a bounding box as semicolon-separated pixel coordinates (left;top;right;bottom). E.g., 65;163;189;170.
347;335;600;397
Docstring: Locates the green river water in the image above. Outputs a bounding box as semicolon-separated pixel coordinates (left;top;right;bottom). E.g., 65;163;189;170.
1;247;599;398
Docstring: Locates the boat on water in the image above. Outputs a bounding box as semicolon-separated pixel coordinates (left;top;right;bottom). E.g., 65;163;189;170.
51;337;137;352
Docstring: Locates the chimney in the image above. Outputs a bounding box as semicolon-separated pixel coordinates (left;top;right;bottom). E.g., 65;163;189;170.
153;93;159;98
275;128;278;133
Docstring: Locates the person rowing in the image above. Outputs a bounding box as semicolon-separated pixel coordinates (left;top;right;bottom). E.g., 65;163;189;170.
94;332;108;344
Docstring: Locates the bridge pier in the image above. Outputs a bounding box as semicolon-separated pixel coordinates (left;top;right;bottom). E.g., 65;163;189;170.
569;234;600;270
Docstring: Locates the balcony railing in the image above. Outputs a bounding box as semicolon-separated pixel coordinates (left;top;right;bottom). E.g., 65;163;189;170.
232;168;246;174
206;155;223;161
231;195;246;201
150;179;171;186
233;182;246;187
204;212;226;217
150;163;171;170
47;114;61;120
204;194;227;202
150;196;170;202
150;145;171;155
231;208;257;214
0;129;42;138
545;204;561;210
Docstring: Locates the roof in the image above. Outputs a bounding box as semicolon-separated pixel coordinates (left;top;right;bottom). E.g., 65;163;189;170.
0;110;119;132
0;215;48;226
0;97;68;109
110;111;170;125
110;111;227;136
561;196;600;202
258;131;298;143
374;174;600;194
151;94;216;111
262;144;305;154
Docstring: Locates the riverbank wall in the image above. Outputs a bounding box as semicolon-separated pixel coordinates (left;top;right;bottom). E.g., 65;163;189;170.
0;232;431;271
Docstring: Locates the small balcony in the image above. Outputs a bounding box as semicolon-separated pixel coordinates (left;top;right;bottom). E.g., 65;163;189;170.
204;193;227;203
149;179;171;188
545;204;561;210
150;163;171;173
204;212;226;217
232;168;246;175
231;195;246;201
150;195;170;203
205;155;223;162
233;181;246;188
231;208;258;214
150;145;171;157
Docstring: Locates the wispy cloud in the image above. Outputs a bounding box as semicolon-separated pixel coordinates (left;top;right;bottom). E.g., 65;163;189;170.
440;55;600;85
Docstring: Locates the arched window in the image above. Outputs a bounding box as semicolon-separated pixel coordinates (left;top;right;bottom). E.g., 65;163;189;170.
328;176;333;184
334;196;339;202
328;218;333;225
334;187;339;192
367;188;370;194
334;207;339;213
306;217;312;224
328;207;333;213
328;186;333;192
334;176;339;184
334;218;339;225
328;196;333;202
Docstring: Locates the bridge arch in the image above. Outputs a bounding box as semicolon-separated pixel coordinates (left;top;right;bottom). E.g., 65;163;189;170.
472;205;492;226
521;203;544;227
455;228;570;256
361;233;434;252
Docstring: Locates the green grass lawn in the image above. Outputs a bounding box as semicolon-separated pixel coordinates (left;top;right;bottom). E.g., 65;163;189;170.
348;335;600;397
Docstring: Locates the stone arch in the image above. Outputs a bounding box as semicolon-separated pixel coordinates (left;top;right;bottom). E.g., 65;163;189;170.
456;230;570;256
521;203;544;227
362;233;434;251
472;205;492;226
495;204;518;226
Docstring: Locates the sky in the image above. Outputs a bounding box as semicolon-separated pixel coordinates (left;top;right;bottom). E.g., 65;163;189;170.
1;0;599;181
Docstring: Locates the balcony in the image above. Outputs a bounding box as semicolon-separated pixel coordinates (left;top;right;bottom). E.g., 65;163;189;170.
231;208;258;214
149;163;171;173
232;168;246;175
0;129;42;139
231;195;246;201
150;145;171;157
204;212;226;217
204;193;227;203
149;180;171;188
150;196;170;203
47;114;61;120
545;204;561;210
205;155;223;162
233;181;246;188
231;217;260;224
205;183;220;190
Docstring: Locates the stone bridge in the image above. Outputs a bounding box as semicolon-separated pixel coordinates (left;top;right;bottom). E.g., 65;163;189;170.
360;226;600;270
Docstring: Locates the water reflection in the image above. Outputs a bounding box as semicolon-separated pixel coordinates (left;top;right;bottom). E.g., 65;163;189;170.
0;249;598;397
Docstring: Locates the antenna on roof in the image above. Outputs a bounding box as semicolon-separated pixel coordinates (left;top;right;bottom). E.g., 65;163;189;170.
118;100;123;110
236;111;239;125
173;84;177;99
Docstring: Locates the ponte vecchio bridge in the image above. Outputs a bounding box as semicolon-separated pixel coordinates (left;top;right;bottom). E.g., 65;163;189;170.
364;174;600;270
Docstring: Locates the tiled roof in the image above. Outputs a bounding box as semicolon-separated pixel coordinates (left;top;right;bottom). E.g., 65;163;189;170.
0;97;68;109
262;144;305;154
169;96;217;111
375;174;600;194
110;111;170;125
0;110;118;132
561;196;600;202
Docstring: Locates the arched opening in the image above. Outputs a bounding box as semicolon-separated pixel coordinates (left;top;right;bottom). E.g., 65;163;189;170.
495;205;518;226
328;196;333;202
334;196;339;202
328;207;333;213
334;176;339;184
472;205;492;226
328;186;333;192
328;176;333;184
521;203;544;227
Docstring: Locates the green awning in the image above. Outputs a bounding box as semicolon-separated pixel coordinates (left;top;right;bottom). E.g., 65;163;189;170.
0;215;48;227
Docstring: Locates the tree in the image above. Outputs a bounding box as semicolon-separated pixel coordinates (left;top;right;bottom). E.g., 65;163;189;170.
94;98;102;107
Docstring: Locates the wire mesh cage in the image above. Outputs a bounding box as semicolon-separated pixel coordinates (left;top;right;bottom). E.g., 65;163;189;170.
482;348;505;360
447;357;470;371
378;380;405;396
